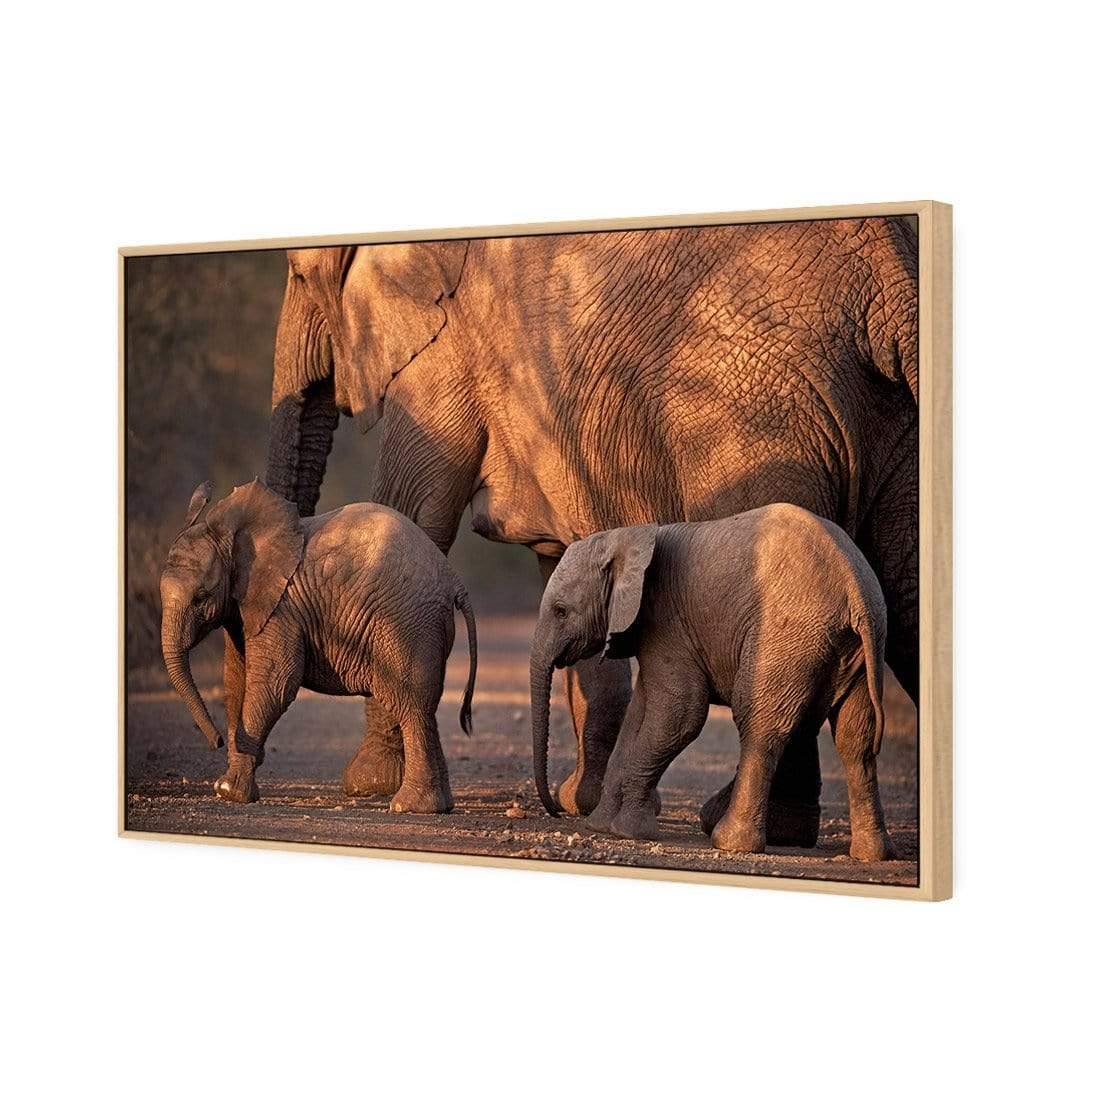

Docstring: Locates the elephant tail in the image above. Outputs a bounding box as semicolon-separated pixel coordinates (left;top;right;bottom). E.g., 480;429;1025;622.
455;587;477;737
849;578;888;755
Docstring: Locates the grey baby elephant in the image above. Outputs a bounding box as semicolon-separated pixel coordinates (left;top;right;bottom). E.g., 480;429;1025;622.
160;479;477;815
530;503;893;861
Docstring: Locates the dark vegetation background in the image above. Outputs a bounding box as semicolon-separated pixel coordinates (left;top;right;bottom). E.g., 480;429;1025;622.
125;248;541;684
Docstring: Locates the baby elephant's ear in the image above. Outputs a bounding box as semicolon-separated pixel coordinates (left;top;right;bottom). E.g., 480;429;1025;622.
223;480;305;637
603;524;659;640
184;481;214;528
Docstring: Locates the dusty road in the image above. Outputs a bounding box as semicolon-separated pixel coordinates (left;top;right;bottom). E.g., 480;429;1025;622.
125;615;919;887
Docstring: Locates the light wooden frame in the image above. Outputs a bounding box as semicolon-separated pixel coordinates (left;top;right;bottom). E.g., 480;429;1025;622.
118;200;953;901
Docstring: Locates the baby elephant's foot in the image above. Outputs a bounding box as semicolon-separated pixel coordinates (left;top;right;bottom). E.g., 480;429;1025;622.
711;815;766;855
585;797;620;835
388;781;453;815
849;830;895;862
699;781;734;835
213;770;259;804
610;803;661;841
589;788;660;837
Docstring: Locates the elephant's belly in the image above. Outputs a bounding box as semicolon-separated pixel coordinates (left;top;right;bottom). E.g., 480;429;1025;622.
469;481;573;556
468;398;854;549
301;645;371;697
682;473;839;529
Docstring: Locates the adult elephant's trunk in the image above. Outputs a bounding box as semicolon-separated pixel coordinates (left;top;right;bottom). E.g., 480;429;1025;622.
266;274;339;516
161;624;223;750
530;653;559;816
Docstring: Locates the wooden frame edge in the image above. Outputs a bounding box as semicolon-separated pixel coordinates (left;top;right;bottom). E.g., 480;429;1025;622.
118;827;934;901
918;201;954;900
119;200;937;257
117;200;953;902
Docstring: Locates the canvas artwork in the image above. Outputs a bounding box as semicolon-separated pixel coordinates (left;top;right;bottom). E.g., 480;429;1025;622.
121;203;952;900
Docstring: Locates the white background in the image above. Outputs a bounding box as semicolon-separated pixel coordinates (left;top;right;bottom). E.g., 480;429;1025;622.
3;2;1096;1096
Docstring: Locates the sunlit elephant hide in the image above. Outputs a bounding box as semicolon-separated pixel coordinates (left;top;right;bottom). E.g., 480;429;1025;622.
266;217;918;836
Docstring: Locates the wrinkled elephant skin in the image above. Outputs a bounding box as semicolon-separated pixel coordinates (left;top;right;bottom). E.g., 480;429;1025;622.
266;218;919;833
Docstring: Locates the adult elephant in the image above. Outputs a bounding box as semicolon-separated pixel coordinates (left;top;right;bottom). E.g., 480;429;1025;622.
265;216;918;843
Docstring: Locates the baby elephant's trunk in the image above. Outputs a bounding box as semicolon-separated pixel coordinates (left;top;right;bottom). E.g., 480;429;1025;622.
529;653;559;816
162;646;224;750
455;589;478;736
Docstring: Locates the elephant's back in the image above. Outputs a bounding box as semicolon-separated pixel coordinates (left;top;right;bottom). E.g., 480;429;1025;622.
677;505;869;624
742;504;884;631
301;503;456;596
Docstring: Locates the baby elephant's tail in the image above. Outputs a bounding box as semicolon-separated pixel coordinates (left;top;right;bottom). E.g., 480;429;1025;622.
850;584;888;755
455;588;478;737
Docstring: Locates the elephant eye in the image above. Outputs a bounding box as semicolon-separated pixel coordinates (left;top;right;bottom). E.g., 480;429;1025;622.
193;588;208;604
554;604;568;619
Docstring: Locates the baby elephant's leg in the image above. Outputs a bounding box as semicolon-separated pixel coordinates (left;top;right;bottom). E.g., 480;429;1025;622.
215;638;301;804
586;681;647;834
557;656;633;816
217;739;261;804
388;711;454;815
710;716;788;854
372;637;453;815
831;682;894;861
699;778;734;838
221;629;248;756
600;668;708;841
215;631;257;803
216;692;291;804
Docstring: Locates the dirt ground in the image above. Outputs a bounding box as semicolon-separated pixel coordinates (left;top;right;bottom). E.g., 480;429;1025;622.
125;614;919;887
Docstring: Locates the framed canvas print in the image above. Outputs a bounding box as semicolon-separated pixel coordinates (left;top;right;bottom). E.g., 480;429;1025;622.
119;201;952;900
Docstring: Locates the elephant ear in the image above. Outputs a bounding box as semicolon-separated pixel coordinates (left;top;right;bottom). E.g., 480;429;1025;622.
183;481;213;529
215;479;305;638
600;525;658;653
336;240;469;429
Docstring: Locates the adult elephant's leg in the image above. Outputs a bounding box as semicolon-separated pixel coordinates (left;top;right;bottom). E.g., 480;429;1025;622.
762;727;823;846
860;426;919;705
537;553;633;815
343;699;405;798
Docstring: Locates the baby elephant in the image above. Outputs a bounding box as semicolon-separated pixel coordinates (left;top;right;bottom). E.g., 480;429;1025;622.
530;504;893;861
160;479;476;814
